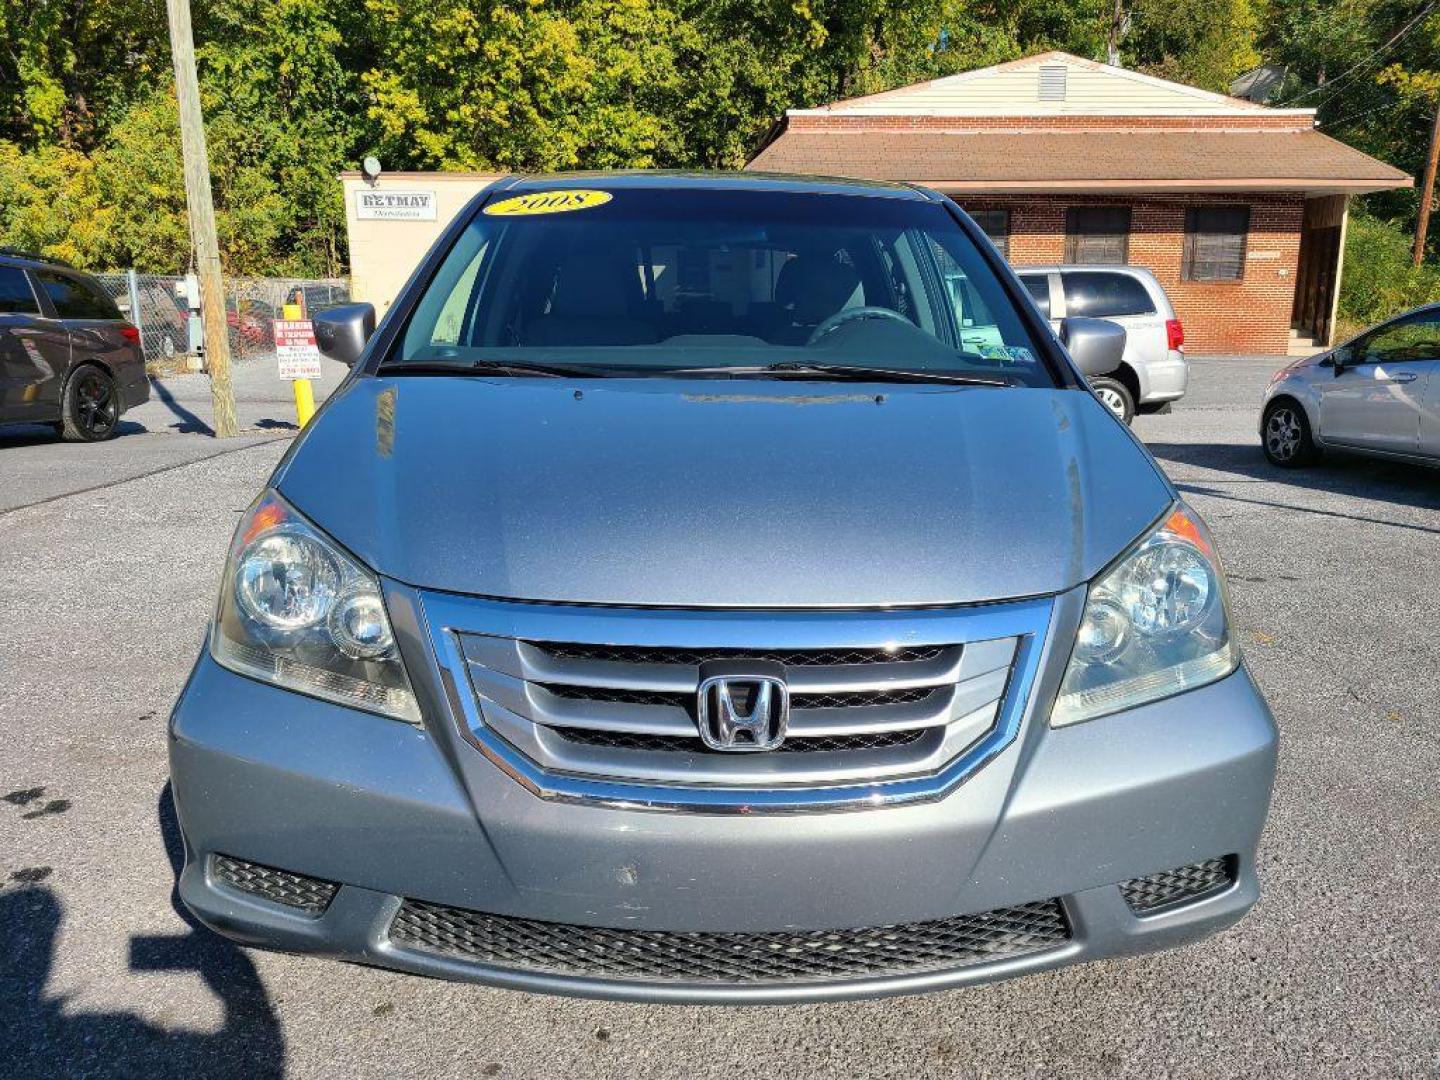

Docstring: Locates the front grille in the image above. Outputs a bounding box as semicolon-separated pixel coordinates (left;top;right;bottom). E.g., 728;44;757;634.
536;644;947;666
389;898;1069;984
1119;857;1235;914
454;614;1025;798
211;854;337;915
551;725;929;754
539;683;938;710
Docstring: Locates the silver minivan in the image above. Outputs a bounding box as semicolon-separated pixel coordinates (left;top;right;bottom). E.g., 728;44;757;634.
168;174;1275;1004
1017;265;1187;423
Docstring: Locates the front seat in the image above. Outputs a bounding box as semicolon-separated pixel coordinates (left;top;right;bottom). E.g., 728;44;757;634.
769;254;862;343
526;250;658;347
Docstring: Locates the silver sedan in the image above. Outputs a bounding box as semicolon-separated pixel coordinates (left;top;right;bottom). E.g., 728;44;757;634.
1261;302;1440;467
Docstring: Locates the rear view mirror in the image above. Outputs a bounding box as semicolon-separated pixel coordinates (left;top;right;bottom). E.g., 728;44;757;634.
313;302;376;367
1060;317;1126;377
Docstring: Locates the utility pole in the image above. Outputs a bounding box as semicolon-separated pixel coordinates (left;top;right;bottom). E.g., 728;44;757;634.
1414;96;1440;268
165;0;238;437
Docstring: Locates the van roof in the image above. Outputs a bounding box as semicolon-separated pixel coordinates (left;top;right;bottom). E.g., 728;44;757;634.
503;170;937;202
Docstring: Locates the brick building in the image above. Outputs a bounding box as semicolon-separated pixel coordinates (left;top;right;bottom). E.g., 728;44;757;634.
747;52;1411;355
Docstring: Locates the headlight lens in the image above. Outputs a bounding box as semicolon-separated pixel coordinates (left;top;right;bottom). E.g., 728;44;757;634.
211;491;420;723
1051;504;1239;727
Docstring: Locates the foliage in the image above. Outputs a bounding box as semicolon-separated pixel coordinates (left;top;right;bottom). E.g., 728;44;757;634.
1337;210;1440;330
1262;1;1440;234
0;0;1434;277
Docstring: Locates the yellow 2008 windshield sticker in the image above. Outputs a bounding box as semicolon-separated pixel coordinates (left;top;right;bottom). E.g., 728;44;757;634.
483;189;613;217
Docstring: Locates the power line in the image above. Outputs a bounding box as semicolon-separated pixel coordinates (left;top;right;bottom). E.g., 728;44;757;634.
1276;0;1438;108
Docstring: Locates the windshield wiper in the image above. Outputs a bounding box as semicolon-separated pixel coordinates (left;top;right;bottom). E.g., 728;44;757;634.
757;361;1013;387
378;358;611;378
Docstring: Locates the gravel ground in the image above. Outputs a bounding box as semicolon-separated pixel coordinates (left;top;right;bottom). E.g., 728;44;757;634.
1;356;1436;1079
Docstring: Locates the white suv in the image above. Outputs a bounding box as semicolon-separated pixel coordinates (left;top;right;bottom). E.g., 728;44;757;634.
1017;265;1187;423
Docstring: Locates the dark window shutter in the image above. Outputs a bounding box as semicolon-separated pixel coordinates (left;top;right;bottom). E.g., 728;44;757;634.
1184;206;1249;280
966;209;1010;258
1065;208;1130;265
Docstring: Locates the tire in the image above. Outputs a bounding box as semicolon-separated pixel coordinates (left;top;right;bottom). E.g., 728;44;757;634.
59;365;121;442
1088;376;1136;424
1262;399;1318;467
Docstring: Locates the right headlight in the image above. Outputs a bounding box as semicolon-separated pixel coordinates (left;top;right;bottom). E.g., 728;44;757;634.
1051;503;1240;727
210;490;420;723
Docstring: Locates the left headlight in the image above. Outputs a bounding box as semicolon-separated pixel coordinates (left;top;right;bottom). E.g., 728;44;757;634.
1051;503;1240;727
211;490;421;723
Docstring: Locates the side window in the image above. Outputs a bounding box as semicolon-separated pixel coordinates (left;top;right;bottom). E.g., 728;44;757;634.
1064;207;1130;264
1061;272;1155;318
1018;275;1051;318
1356;311;1440;365
0;266;40;315
35;271;121;319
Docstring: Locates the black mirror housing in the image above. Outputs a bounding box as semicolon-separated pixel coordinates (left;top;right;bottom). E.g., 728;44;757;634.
313;302;377;367
1060;316;1127;378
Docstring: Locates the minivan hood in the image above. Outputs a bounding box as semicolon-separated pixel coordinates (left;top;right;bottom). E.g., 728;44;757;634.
276;377;1172;608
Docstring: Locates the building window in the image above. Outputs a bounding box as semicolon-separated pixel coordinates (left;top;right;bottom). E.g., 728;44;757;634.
1183;205;1250;281
966;209;1010;258
1065;207;1130;264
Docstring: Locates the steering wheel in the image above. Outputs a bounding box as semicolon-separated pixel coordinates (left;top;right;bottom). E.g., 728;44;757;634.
805;306;913;347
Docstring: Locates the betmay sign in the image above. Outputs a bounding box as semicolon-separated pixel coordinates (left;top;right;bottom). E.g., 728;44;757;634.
355;190;438;221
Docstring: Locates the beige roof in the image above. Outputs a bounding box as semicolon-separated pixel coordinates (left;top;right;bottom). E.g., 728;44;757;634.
747;128;1412;196
793;52;1315;119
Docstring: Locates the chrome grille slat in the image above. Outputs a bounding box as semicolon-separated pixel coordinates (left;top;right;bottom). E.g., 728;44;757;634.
533;643;949;666
549;726;931;754
535;683;940;709
515;643;967;694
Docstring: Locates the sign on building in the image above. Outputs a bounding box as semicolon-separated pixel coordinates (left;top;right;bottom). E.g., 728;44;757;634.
274;319;324;379
355;190;438;221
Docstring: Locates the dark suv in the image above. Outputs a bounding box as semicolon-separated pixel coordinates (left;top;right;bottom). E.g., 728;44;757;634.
0;249;149;441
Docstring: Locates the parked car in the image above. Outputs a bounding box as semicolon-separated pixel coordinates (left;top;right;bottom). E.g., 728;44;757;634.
1016;265;1187;424
0;249;149;441
1261;302;1440;468
168;174;1276;1004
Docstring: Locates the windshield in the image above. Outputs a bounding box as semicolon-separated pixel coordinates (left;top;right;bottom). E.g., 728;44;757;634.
394;187;1052;386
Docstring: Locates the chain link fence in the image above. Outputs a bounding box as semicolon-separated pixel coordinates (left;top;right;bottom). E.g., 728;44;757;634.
94;272;350;366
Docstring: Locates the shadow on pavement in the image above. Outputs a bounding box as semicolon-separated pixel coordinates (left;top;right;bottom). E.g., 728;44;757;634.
1148;440;1440;517
0;420;147;447
0;785;285;1078
148;377;214;435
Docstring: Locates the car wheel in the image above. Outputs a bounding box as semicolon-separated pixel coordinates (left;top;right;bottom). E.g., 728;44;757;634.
1089;376;1135;424
60;365;121;442
1262;400;1318;467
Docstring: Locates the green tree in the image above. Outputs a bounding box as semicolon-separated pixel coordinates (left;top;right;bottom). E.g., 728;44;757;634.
1263;1;1440;243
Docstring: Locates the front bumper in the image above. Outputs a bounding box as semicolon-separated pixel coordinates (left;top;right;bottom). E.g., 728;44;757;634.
169;608;1277;1002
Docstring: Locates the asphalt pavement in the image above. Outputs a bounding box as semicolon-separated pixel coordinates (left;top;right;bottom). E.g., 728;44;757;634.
1;356;1436;1078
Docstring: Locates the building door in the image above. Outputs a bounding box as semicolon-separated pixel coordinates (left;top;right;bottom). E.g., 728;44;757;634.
1292;197;1345;346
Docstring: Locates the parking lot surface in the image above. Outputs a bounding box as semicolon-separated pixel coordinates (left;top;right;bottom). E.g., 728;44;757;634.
2;357;1436;1078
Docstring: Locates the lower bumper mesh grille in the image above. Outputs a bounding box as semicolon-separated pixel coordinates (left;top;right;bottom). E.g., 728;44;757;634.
211;854;338;915
389;898;1069;984
1119;857;1234;913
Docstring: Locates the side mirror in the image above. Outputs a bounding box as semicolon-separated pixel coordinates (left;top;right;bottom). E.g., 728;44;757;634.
1060;316;1126;377
313;302;376;367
